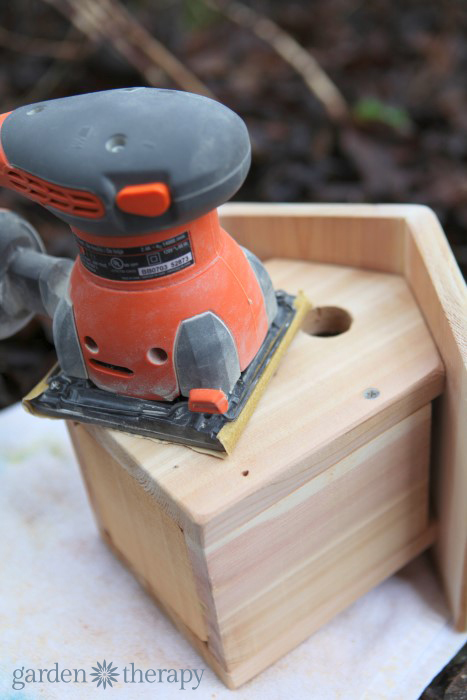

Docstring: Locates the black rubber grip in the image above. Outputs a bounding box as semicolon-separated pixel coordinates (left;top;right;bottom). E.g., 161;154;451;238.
1;88;251;236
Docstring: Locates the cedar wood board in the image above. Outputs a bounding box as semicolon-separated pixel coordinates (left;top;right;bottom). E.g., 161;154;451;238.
219;203;467;631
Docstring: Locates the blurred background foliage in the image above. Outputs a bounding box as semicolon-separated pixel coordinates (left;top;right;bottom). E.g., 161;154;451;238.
0;0;466;410
0;3;466;694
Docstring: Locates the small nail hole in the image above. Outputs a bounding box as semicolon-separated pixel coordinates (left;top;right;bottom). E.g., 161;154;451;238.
302;306;352;337
363;388;380;399
148;347;168;365
105;134;127;153
84;336;98;352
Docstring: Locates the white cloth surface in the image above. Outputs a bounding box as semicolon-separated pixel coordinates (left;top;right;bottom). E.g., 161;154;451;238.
0;403;465;700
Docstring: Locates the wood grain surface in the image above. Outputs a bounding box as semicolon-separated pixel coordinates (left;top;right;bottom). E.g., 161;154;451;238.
70;235;448;685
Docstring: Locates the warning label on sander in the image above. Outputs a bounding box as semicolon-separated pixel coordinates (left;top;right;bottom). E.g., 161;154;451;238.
75;231;194;282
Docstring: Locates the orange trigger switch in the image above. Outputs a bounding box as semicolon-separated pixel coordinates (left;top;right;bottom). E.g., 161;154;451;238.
188;389;229;414
116;182;171;217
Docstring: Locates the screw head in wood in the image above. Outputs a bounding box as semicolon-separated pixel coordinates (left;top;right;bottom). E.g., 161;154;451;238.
363;388;380;399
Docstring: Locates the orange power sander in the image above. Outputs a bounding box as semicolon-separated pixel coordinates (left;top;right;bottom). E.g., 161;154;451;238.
0;88;307;453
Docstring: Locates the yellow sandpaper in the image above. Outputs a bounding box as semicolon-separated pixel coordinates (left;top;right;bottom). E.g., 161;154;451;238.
22;363;61;418
218;291;311;455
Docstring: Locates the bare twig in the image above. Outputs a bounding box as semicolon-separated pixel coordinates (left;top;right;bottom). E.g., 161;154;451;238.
22;61;72;104
40;0;215;98
206;0;349;123
1;25;93;109
0;26;89;60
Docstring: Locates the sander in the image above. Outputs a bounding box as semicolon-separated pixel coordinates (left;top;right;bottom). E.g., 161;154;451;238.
0;88;309;453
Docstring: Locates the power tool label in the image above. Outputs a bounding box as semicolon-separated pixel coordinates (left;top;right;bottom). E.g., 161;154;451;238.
76;232;194;281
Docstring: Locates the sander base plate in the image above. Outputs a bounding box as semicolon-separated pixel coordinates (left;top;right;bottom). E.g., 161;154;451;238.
23;291;310;455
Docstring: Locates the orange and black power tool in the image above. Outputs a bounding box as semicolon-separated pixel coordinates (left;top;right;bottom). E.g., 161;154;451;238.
0;88;304;452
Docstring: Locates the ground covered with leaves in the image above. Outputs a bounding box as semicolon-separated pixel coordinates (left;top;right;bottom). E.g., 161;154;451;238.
0;3;466;695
